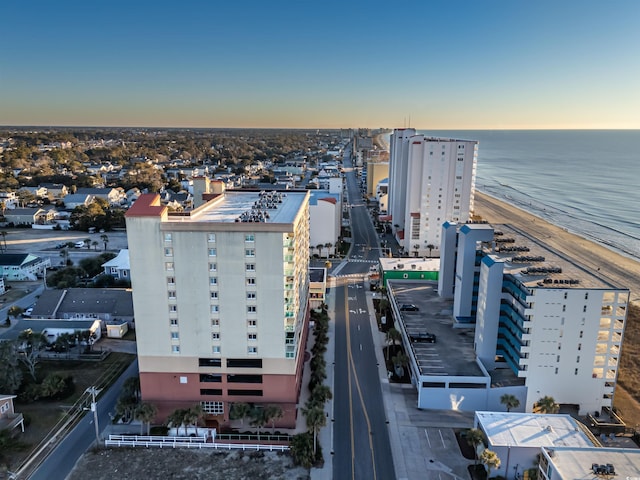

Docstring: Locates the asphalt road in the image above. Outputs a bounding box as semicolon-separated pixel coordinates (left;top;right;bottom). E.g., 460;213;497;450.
333;150;395;480
28;359;139;480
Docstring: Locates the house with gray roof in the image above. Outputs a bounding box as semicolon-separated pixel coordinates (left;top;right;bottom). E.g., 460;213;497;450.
62;193;94;210
0;253;50;280
30;288;134;327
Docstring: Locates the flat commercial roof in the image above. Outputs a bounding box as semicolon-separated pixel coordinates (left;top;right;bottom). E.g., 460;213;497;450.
388;280;484;378
483;224;625;291
379;257;439;272
189;191;307;224
545;447;640;479
476;412;594;449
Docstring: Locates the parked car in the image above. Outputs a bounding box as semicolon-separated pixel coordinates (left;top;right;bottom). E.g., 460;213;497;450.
23;307;33;318
74;241;85;248
400;304;419;311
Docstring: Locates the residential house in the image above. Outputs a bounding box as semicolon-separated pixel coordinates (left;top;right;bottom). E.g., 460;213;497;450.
75;187;125;206
0;253;51;280
0;319;102;345
101;249;130;281
0;395;24;433
19;186;48;199
4;207;55;225
40;183;69;200
30;288;134;328
0;192;19;210
62;193;94;210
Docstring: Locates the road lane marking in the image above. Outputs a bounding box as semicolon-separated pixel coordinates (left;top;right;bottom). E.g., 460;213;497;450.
439;429;446;448
425;429;431;448
343;285;356;480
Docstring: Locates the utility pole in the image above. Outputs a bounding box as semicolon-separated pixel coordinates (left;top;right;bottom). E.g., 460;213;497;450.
86;386;102;446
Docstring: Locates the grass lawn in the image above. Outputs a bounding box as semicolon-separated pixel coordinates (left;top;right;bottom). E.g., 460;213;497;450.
9;352;135;471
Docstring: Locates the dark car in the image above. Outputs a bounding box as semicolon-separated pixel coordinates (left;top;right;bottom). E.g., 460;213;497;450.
411;332;436;343
400;304;419;311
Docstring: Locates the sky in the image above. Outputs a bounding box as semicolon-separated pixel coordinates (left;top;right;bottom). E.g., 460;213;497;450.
1;0;639;129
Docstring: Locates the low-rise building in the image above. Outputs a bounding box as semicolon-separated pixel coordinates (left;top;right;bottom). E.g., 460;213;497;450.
0;394;24;433
101;249;131;281
0;253;50;280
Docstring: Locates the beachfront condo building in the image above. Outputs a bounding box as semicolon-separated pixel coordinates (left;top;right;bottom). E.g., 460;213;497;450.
440;222;629;415
125;189;310;428
388;129;478;257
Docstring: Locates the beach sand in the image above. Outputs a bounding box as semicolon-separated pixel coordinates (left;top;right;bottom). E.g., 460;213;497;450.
474;191;640;424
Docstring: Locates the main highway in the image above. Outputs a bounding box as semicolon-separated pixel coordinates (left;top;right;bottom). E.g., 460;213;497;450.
332;147;395;479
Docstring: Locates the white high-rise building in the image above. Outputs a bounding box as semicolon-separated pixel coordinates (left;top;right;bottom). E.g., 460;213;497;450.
388;129;478;257
125;189;310;427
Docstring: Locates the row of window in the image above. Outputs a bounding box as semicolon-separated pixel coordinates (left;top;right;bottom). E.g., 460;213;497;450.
170;318;258;329
199;358;262;368
171;345;257;354
169;304;258;314
201;389;262;397
200;374;262;383
165;233;255;243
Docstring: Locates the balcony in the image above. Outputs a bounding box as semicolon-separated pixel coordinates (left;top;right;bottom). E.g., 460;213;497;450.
0;412;24;432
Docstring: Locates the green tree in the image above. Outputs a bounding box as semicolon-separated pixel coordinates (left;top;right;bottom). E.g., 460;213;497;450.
308;384;332;409
40;373;70;399
263;404;284;433
229;402;251;427
17;329;48;381
250;406;268;439
391;352;409;378
302;405;326;455
8;305;23;319
91;240;99;251
289;432;315;468
100;234;109;251
426;244;435;257
0;340;22;393
167;408;187;435
183;404;203;436
534;396;559;414
480;448;501;478
122;376;141;402
465;428;485;465
500;394;520;412
385;327;402;360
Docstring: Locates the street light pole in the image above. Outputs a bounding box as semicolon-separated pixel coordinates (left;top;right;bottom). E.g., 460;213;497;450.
86;386;102;446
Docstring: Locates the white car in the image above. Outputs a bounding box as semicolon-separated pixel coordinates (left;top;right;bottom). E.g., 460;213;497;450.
74;241;85;248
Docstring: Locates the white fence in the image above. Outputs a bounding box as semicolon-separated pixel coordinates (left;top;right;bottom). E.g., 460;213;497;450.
105;434;289;452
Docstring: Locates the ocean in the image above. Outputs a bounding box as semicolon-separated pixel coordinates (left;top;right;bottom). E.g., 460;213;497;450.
384;130;640;260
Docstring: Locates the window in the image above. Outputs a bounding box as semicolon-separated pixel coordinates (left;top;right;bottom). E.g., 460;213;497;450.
212;333;220;340
208;248;217;257
228;389;262;396
577;356;580;363
248;333;257;340
199;358;222;367
211;305;219;313
585;292;589;300
227;374;262;383
227;358;262;368
245;249;255;257
168;291;176;299
579;330;583;338
245;234;255;242
210;292;218;299
211;319;219;326
246;278;256;285
200;389;223;396
248;346;258;354
164;247;173;257
212;345;221;354
200;374;222;383
208;233;216;242
575;368;579;375
578;343;582;350
247;306;256;313
247;292;256;300
170;319;178;326
0;403;8;414
246;264;255;272
209;263;217;272
172;345;180;353
210;277;218;285
248;319;257;327
164;233;172;242
169;305;177;312
562;305;566;312
167;276;175;284
165;262;174;271
171;332;179;339
201;401;224;414
583;305;587;312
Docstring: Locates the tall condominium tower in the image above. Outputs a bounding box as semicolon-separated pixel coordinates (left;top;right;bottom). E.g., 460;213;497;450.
125;189;310;427
388;130;478;257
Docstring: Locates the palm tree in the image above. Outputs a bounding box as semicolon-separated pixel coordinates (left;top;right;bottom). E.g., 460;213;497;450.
84;238;91;250
308;384;332;409
91;240;99;251
426;244;435;258
229;402;252;426
134;402;157;435
465;428;484;465
316;243;324;257
184;404;203;436
250;406;268;439
385;327;402;360
413;244;420;257
500;394;520;412
302;405;326;455
534;396;559;414
100;234;109;251
480;448;501;478
167;408;187;435
324;242;333;258
392;352;409;378
263;405;284;433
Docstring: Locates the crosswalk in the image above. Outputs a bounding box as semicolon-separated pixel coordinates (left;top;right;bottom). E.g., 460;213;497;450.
346;259;378;263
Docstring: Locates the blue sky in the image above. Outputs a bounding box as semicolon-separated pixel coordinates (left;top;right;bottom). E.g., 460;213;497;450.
1;0;639;129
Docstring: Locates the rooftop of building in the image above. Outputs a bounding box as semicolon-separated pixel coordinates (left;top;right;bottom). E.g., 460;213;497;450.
101;249;129;270
379;257;440;272
309;267;326;283
31;288;133;318
480;224;626;291
184;190;308;224
388;280;484;378
0;319;100;341
476;412;595;449
308;190;340;206
544;446;640;479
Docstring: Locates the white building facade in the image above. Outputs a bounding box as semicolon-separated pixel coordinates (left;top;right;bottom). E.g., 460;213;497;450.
388;129;478;257
125;191;311;427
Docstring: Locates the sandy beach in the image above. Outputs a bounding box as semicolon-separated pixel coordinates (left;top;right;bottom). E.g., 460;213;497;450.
474;191;640;423
474;191;640;303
